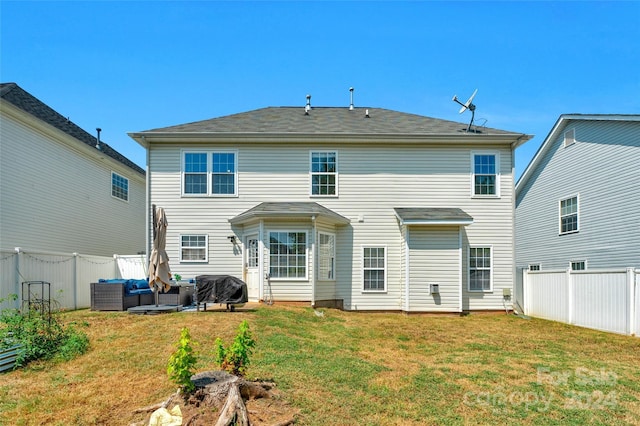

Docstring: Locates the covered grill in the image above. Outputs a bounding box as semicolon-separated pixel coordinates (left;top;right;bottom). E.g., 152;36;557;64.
195;275;249;311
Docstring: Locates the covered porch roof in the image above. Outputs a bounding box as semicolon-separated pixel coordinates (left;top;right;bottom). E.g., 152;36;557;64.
229;202;350;226
394;208;474;226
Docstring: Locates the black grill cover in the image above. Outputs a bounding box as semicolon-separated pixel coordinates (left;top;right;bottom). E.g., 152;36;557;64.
195;275;248;305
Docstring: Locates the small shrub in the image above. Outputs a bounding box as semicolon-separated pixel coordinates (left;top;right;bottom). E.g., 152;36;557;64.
167;327;197;394
214;320;256;376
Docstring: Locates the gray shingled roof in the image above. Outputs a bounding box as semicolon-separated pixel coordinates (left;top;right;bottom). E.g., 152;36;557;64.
229;202;350;225
394;208;473;225
1;83;144;175
143;106;519;136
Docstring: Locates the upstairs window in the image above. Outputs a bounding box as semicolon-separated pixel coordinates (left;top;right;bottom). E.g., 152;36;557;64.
472;152;499;197
183;151;237;196
310;151;337;196
559;195;579;234
111;172;129;201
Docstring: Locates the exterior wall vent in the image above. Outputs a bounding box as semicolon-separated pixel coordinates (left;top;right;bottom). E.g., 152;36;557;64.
430;283;440;294
564;129;575;147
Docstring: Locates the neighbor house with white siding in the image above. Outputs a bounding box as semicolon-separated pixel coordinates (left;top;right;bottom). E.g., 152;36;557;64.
516;114;640;273
129;103;531;312
0;83;146;257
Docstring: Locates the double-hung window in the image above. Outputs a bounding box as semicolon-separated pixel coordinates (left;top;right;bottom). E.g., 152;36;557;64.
180;235;208;262
559;195;579;234
570;260;586;271
269;231;307;279
469;247;492;292
111;172;129;201
472;152;499;197
310;151;337;196
363;246;386;292
318;232;335;280
182;151;237;196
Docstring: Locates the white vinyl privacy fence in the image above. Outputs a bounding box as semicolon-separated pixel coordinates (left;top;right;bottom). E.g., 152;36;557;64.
0;249;147;312
523;268;639;336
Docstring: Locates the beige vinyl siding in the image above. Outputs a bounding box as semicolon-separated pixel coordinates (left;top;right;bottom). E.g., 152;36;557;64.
408;227;461;312
0;108;145;257
149;141;515;311
516;120;640;271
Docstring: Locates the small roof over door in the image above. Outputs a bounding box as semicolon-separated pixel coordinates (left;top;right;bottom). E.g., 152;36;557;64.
229;202;350;226
394;208;473;226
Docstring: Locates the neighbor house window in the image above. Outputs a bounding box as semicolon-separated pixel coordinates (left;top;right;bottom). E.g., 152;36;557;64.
559;195;579;234
269;231;307;279
528;263;541;271
180;235;207;262
363;246;386;292
310;151;337;196
570;260;586;271
182;151;237;196
469;247;492;291
111;172;129;201
318;232;335;280
472;152;499;196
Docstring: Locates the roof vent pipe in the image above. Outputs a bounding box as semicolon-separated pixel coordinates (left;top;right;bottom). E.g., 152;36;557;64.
365;109;370;118
96;128;102;150
305;94;311;115
349;87;354;110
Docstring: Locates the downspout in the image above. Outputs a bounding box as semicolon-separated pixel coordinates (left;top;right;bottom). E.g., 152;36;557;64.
510;146;516;311
311;215;316;307
144;136;151;266
404;226;410;312
459;229;463;313
259;219;264;301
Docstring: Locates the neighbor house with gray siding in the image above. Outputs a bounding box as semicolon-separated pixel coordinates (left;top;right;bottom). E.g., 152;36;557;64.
0;83;146;257
516;114;640;273
129;103;531;312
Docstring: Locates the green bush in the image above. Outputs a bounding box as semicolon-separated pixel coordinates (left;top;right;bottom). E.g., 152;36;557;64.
0;295;90;367
167;327;197;394
214;320;256;376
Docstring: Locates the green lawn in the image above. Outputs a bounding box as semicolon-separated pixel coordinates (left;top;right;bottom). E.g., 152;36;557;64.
1;305;639;425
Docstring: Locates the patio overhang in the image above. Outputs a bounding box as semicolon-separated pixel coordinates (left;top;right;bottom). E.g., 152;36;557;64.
394;208;474;226
229;202;351;226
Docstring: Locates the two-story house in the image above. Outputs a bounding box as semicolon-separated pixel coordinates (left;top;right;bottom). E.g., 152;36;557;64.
0;83;146;257
516;114;640;273
129;104;531;312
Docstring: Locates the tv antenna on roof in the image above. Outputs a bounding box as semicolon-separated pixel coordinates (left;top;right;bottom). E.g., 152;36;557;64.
452;89;478;133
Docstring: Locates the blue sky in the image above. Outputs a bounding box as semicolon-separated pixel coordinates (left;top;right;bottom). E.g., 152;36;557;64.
2;1;638;180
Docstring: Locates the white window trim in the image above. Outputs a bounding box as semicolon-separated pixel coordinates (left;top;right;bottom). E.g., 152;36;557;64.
111;171;129;202
317;231;336;281
470;151;500;198
564;129;576;147
179;234;208;263
468;245;493;293
309;150;339;197
559;194;580;235
570;260;587;271
362;245;387;293
268;230;308;281
181;149;239;197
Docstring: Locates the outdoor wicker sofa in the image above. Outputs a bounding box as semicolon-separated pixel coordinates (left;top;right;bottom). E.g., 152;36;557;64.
90;279;153;311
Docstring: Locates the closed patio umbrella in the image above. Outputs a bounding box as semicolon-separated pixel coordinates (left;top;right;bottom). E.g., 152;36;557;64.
148;206;172;305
